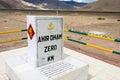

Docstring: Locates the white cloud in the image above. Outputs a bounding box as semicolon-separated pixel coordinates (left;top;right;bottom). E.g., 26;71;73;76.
60;0;84;2
74;0;84;2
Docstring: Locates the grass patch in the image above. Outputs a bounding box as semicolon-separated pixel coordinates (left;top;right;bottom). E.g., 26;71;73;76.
117;19;120;22
4;20;7;22
78;48;81;50
97;17;105;20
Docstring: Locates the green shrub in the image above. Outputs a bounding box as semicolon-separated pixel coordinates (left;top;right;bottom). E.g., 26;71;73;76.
4;20;7;22
117;19;120;22
78;48;81;50
97;17;105;20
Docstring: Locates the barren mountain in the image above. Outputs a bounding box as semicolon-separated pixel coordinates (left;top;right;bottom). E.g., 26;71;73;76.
0;0;44;9
62;1;87;7
0;0;87;10
0;0;75;10
24;0;75;10
0;0;23;9
79;0;120;11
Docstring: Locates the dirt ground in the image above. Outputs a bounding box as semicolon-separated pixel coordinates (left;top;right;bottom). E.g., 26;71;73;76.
0;10;120;67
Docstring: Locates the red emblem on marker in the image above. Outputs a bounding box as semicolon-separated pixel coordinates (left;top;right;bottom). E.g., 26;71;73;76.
28;24;35;40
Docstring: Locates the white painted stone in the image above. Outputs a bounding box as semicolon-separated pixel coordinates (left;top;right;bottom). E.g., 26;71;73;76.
6;56;89;80
27;16;63;67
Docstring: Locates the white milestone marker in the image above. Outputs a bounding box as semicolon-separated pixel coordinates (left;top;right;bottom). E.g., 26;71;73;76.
6;16;89;80
27;16;63;67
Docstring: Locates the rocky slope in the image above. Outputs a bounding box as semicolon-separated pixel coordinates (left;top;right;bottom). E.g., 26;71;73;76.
79;0;120;11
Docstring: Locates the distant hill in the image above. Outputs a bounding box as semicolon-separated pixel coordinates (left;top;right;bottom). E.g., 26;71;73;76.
0;0;87;10
1;0;120;11
24;0;75;10
23;0;43;4
79;0;120;11
62;1;87;7
0;0;23;9
0;0;43;9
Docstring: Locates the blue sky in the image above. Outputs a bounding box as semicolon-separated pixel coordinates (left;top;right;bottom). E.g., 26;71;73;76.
60;0;98;3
